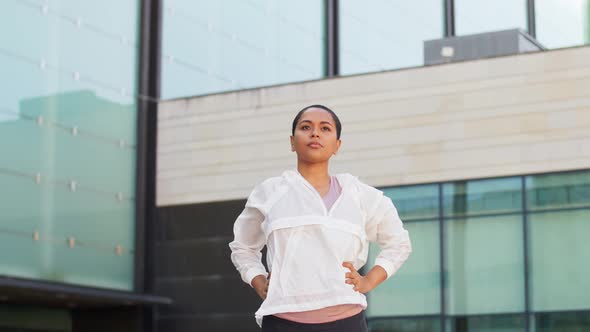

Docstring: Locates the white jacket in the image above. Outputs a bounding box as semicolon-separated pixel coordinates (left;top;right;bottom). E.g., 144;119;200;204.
229;170;412;326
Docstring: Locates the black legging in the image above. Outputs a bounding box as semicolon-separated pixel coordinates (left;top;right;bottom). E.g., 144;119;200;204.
261;311;368;332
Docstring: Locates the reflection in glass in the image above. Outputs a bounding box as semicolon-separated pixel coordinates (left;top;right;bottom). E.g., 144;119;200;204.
0;92;137;193
446;314;525;332
535;0;590;49
161;0;324;99
0;1;138;290
445;215;524;315
339;0;444;75
383;184;439;221
369;316;441;332
525;170;590;211
529;210;590;312
372;171;589;329
443;177;522;217
535;311;590;332
367;220;440;317
455;0;527;35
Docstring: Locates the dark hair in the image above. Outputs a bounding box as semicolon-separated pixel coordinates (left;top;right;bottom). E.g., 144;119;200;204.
291;104;342;139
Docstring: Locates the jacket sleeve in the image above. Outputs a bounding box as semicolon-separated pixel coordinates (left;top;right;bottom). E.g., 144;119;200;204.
228;183;269;286
362;184;412;280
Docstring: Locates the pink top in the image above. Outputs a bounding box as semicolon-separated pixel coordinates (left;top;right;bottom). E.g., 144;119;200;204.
322;175;341;211
274;176;364;323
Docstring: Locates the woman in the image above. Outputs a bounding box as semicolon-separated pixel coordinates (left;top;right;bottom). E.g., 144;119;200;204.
229;105;412;331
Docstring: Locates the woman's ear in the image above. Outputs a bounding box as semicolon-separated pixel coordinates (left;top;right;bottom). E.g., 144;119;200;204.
290;136;295;152
334;139;342;155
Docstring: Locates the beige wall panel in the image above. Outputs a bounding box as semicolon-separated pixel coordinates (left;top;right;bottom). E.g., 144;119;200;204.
158;71;590;149
157;46;590;206
157;47;590;121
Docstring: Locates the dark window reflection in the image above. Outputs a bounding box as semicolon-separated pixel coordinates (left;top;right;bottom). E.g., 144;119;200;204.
535;311;590;332
447;314;525;332
368;316;441;332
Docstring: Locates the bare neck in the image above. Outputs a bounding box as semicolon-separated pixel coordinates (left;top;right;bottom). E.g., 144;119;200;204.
297;161;331;192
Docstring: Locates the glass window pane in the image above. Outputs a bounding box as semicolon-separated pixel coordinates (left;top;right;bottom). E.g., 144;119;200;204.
2;100;135;194
529;210;590;312
455;0;528;36
526;171;590;211
339;0;444;75
383;184;439;221
535;311;590;332
369;316;442;332
0;173;134;290
446;314;525;332
443;177;522;217
161;0;324;99
0;0;138;290
535;0;590;49
445;215;525;315
367;220;440;316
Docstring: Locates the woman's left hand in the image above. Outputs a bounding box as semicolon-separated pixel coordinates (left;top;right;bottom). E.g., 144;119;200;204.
342;262;374;294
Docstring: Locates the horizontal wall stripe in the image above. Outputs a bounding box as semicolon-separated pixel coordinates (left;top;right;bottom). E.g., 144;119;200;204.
158;46;590;206
157;69;590;146
156;96;590;173
158;46;590;122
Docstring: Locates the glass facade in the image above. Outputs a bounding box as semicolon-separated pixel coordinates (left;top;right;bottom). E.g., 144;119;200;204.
0;0;139;290
445;215;525;315
535;0;590;49
368;185;441;318
339;0;444;76
156;1;590;97
455;0;528;36
367;170;590;332
161;0;324;99
527;171;590;313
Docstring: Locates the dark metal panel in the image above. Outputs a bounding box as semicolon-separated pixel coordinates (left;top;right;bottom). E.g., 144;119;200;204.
0;276;171;307
444;0;455;37
155;275;259;316
156;199;246;241
325;0;339;77
158;314;260;332
136;0;163;331
438;184;446;332
155;237;236;278
73;307;143;332
527;0;536;38
521;176;531;332
154;199;264;332
135;0;162;294
424;28;543;66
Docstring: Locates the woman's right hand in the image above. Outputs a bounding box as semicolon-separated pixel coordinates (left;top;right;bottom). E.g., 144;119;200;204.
251;273;270;300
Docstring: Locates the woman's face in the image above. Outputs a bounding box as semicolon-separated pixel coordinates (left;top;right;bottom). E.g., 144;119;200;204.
290;108;341;164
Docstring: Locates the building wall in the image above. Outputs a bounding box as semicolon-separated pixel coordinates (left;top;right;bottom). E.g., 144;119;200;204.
0;0;139;292
157;45;590;206
154;199;262;331
154;45;590;332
